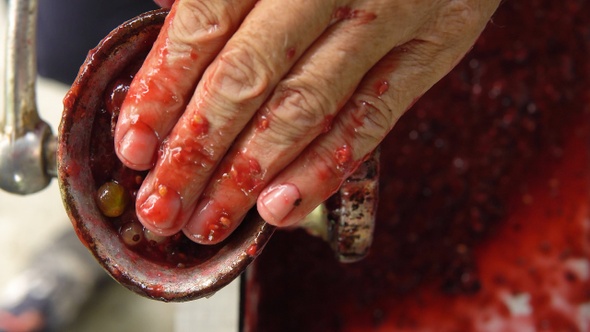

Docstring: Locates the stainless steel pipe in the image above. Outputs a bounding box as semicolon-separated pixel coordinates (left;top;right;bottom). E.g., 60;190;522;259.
1;0;57;195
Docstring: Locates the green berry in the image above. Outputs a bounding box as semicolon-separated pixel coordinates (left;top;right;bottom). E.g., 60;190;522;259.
97;181;129;217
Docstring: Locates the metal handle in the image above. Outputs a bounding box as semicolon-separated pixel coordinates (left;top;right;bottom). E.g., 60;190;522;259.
1;0;57;195
301;149;380;263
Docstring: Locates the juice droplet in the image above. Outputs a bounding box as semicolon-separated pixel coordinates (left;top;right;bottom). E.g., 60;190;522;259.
247;244;258;257
375;80;390;97
335;145;353;166
332;6;377;23
333;6;352;20
219;216;231;229
206;212;232;242
257;115;270;131
286;47;296;61
191;112;209;137
189;50;198;60
228;153;264;194
105;78;131;115
158;184;168;197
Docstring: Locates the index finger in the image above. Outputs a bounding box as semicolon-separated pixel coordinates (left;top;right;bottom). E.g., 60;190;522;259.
115;0;257;170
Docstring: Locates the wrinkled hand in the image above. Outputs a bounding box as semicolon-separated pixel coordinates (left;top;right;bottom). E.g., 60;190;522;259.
114;0;500;244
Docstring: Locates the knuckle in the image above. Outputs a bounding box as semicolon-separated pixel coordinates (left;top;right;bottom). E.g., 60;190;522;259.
268;85;331;142
348;97;396;146
308;147;348;192
424;0;487;46
442;1;481;34
209;45;271;106
135;75;184;117
169;1;232;48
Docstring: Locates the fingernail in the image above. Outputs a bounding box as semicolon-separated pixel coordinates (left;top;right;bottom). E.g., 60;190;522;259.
258;184;301;225
184;200;215;242
184;199;243;244
117;124;158;170
137;184;182;235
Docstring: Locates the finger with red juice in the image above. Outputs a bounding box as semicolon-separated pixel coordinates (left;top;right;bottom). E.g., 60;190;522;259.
123;0;501;242
258;14;499;227
115;0;258;171
136;0;337;238
181;1;413;242
184;0;501;242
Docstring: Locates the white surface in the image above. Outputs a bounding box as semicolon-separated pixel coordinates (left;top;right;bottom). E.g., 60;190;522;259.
0;2;239;331
174;280;241;332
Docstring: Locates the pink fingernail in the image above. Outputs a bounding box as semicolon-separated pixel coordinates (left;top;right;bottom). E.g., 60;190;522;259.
183;199;243;244
258;184;301;225
184;200;216;242
117;125;158;170
137;184;182;235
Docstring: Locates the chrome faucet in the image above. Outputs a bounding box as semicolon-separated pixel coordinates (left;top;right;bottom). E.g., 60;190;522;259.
0;0;56;195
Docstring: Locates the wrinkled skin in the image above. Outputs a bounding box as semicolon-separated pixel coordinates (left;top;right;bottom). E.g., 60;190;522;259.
114;0;501;244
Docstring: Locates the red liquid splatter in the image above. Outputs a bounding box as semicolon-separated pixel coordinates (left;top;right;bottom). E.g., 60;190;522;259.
374;79;389;97
228;152;263;195
333;6;353;21
332;6;377;24
334;145;353;167
205;211;232;243
257;115;270;131
65;160;81;178
247;244;258;257
286;47;296;61
190;112;209;137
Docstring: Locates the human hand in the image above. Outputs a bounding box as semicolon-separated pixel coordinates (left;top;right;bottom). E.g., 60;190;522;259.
114;0;501;244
